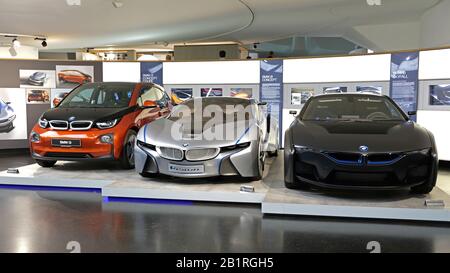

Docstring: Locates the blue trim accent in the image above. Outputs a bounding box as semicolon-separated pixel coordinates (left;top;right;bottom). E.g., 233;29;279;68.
235;126;251;145
143;124;148;142
0;184;101;193
103;196;193;206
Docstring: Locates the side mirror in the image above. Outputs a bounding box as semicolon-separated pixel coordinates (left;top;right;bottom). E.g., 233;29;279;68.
289;110;298;116
143;100;157;108
408;111;417;116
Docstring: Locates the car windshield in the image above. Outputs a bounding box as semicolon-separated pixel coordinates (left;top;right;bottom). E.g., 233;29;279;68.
301;95;406;122
58;83;134;108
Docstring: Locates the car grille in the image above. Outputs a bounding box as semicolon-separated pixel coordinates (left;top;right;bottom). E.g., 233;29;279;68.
69;121;93;130
157;147;184;161
185;148;220;161
48;120;93;130
324;152;403;166
49;120;69;130
45;152;91;159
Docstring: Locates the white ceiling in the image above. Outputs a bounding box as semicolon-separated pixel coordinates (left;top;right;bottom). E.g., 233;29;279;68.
0;0;441;51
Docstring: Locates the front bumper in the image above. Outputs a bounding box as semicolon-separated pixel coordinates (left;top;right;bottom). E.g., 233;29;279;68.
135;142;258;178
286;147;437;190
30;128;116;161
0;115;15;129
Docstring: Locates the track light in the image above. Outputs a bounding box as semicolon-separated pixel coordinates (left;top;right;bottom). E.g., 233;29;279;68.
35;37;47;47
12;38;21;47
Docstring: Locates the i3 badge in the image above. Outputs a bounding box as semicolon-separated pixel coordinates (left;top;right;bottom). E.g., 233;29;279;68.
359;145;369;152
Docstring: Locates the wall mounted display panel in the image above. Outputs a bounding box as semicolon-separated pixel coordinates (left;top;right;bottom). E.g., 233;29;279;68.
418;80;450;111
283;54;391;83
19;69;56;89
103;62;140;82
417;110;450;161
56;65;94;88
419;49;450;80
50;89;72;108
26;88;50;104
0;88;27;140
164;85;259;101
163;61;260;84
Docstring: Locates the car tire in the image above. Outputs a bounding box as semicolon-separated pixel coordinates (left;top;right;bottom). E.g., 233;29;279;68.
285;180;310;190
139;172;157;178
410;181;435;194
268;150;278;157
36;159;57;168
119;130;137;169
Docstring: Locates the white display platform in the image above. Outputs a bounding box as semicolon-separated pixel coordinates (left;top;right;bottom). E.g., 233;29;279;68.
0;157;449;222
0;160;270;204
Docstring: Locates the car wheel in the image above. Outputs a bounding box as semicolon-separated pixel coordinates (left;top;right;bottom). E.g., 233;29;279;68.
410;181;435;194
119;130;137;169
251;140;265;181
36;159;57;168
284;180;310;190
139;172;157;178
268;149;278;157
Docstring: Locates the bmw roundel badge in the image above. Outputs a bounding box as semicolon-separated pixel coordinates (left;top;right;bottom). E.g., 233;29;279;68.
183;143;189;148
68;116;76;122
359;145;369;153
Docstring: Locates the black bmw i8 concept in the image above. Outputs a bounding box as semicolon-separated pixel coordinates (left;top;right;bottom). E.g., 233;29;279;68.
284;93;438;194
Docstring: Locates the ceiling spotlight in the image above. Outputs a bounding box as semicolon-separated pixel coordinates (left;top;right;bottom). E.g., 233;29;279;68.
112;1;124;8
12;38;21;48
41;40;47;47
34;37;47;47
253;43;259;49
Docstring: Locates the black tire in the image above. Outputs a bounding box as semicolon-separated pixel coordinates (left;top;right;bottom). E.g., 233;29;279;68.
139;172;157;178
36;159;57;168
285;179;310;190
268;149;278;157
410;181;435;194
119;130;137;169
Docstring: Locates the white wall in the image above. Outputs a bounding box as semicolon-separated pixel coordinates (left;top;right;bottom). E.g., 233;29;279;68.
283;54;391;83
163;61;260;84
0;45;38;59
420;0;450;48
102;62;141;82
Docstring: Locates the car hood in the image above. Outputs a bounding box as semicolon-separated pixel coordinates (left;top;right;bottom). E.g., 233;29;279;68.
290;120;432;153
140;117;253;148
42;107;132;122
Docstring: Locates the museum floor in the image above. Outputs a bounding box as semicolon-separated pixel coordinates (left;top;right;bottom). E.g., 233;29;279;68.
0;149;449;253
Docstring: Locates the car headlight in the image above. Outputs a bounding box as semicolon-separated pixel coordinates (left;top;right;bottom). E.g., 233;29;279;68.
8;114;16;122
96;119;118;129
30;131;40;143
38;117;48;128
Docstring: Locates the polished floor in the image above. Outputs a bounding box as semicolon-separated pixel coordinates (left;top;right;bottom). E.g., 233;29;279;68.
0;149;450;253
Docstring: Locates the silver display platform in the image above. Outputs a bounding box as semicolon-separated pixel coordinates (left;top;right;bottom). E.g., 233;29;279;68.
0;156;449;222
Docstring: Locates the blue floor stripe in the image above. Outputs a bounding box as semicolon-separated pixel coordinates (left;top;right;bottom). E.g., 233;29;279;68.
103;196;193;206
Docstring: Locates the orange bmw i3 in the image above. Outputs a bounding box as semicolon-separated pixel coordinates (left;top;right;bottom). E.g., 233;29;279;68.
30;82;172;169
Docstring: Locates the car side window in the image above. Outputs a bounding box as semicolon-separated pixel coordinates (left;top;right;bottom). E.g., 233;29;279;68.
71;87;94;103
137;86;164;107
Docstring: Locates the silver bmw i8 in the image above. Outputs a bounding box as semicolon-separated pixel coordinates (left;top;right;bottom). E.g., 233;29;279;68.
135;97;279;180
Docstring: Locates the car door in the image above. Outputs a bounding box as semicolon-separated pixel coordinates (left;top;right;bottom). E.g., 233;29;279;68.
134;85;169;127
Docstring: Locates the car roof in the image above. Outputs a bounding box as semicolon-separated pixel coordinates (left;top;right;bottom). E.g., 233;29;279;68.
313;93;387;99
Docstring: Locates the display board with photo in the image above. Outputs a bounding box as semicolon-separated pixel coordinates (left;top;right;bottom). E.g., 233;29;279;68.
0;88;27;140
323;86;347;94
26;88;50;104
230;88;253;99
51;89;72;108
429;84;450;106
356;86;383;95
291;87;314;105
19;70;56;89
201;88;223;97
56;65;94;88
171;88;193;103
